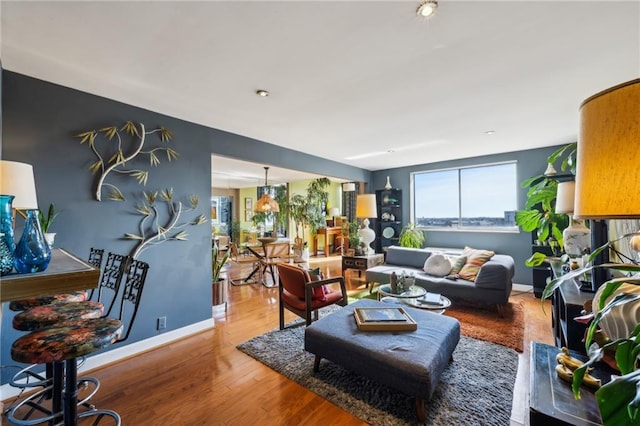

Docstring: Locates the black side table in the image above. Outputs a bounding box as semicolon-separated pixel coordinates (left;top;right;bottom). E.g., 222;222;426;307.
341;253;384;278
529;342;615;426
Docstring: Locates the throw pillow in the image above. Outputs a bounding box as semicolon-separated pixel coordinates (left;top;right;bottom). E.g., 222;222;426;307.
448;255;467;274
298;266;327;301
423;254;452;277
458;247;495;282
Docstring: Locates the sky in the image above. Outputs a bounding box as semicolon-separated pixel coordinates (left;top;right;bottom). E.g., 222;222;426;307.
414;163;517;218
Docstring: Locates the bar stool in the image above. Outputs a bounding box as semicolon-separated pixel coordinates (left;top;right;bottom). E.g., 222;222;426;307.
3;249;105;405
9;318;124;425
8;257;148;425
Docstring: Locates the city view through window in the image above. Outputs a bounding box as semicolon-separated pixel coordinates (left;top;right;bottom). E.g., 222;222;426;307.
412;163;518;230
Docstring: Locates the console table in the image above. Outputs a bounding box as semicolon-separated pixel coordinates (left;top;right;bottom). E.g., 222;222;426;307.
529;342;615;425
1;248;99;302
313;227;342;257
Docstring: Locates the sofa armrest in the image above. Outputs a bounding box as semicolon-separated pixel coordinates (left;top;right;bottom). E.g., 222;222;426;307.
474;255;515;292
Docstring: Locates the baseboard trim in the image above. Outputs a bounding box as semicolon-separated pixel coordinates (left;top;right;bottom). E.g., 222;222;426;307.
1;318;214;400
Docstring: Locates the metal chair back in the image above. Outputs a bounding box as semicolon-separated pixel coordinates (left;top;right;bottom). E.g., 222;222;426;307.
113;257;149;343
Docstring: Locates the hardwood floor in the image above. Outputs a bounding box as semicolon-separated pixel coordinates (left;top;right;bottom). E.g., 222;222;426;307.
2;256;554;425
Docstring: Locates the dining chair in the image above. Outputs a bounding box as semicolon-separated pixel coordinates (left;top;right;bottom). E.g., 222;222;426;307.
260;242;295;287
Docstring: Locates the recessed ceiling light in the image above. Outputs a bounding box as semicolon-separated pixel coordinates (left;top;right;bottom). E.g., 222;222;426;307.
416;1;438;18
485;130;496;135
256;89;270;97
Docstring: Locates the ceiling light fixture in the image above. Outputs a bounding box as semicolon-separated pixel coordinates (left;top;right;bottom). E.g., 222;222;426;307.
416;1;438;18
254;167;279;213
485;130;496;135
256;89;270;97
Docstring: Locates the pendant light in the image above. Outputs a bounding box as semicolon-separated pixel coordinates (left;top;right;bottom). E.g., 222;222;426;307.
254;167;279;213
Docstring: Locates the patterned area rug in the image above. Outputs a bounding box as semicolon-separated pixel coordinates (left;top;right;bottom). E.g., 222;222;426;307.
350;289;525;352
237;311;519;425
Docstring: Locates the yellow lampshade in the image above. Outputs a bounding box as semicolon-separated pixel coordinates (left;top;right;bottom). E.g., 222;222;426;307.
555;181;575;214
0;160;39;210
575;79;640;219
356;194;377;219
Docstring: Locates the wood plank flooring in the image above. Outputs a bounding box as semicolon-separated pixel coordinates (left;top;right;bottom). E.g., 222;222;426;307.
2;256;554;425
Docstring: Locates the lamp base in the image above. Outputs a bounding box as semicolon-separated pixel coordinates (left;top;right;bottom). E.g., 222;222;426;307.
358;218;376;255
563;218;591;257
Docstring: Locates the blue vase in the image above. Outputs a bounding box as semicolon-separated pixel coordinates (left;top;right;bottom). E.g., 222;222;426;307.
14;209;51;273
0;233;14;275
0;194;16;253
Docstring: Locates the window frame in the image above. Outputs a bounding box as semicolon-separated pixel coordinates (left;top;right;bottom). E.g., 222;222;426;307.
410;161;519;233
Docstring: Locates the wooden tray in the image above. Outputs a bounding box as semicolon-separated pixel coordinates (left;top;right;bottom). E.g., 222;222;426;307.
353;307;417;331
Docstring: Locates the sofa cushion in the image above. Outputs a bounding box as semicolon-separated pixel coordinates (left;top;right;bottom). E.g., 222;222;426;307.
448;255;467;274
458;247;495;282
423;254;451;277
385;246;431;268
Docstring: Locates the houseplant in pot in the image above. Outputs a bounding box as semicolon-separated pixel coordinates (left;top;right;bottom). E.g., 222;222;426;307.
398;222;425;248
212;244;231;307
38;203;60;247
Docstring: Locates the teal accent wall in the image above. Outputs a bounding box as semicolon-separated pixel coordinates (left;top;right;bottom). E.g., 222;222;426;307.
371;145;569;286
0;71;370;383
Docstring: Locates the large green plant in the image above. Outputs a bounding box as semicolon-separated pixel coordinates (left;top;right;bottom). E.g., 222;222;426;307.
288;178;331;243
398;222;425;248
515;143;576;246
541;232;640;426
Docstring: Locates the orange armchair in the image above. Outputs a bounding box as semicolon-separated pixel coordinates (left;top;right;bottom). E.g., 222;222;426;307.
276;263;348;330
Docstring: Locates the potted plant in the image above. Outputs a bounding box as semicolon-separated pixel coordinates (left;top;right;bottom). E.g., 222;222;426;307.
541;232;640;425
212;244;231;307
38;203;60;247
289;178;331;257
398;222;425;248
516;143;576;248
347;221;360;255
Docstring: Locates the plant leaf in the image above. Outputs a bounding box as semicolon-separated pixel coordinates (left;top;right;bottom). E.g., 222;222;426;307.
108;187;125;201
124;233;144;240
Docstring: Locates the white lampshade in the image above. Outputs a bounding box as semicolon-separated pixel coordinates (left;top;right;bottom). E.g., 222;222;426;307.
555;181;575;214
342;182;356;192
356;194;377;219
575;79;640;219
0;160;39;210
328;207;340;217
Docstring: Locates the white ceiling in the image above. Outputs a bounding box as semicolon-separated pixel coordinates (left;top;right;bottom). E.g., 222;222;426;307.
2;1;639;185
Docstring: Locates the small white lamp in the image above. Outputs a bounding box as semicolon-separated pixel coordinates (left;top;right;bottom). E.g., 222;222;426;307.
555;181;590;257
356;194;377;255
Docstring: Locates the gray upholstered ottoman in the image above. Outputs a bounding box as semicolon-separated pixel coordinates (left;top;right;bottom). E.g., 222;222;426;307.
304;299;460;422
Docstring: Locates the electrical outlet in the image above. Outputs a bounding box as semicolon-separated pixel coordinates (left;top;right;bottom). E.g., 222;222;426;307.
157;316;167;330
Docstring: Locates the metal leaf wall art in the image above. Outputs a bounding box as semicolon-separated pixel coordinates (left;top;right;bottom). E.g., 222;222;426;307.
125;189;207;259
76;121;179;201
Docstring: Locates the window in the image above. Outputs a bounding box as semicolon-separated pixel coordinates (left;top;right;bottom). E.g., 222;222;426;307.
411;162;517;231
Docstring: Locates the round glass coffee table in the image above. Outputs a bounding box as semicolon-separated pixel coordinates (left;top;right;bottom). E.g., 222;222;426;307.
403;294;452;314
377;284;426;302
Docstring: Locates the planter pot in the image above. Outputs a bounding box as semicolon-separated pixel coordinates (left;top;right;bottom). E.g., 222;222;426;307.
44;232;56;248
212;277;228;310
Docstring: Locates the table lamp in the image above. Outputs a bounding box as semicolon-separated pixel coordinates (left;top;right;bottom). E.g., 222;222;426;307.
555;180;591;257
0;160;39;252
574;78;640;291
356;194;377;255
0;160;51;273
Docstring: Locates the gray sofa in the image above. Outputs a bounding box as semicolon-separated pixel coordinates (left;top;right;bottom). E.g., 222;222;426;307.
366;246;515;311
